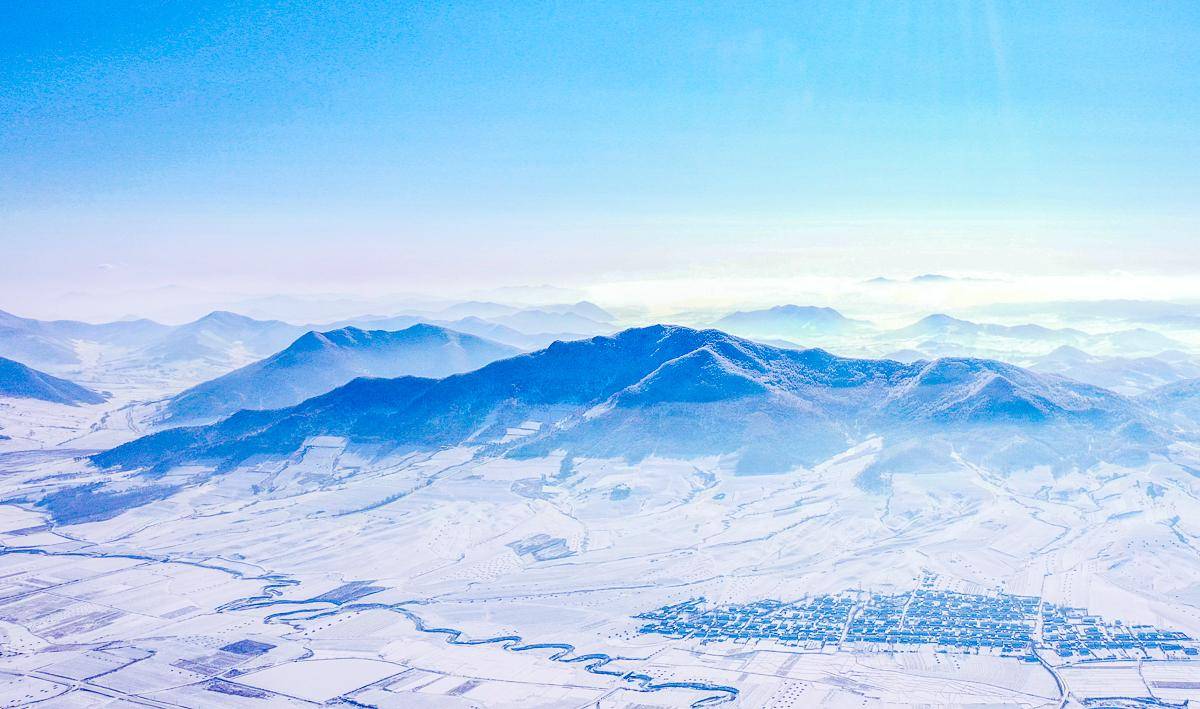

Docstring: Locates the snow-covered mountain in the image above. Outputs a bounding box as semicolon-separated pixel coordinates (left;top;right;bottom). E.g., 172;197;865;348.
0;356;107;405
96;325;1154;474
160;325;519;425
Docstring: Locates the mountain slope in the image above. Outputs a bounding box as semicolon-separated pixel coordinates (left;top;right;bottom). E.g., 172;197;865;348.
1141;378;1200;427
0;356;107;405
96;326;1153;473
160;325;519;424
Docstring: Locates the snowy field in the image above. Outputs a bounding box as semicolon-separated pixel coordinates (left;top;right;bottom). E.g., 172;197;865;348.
2;418;1200;706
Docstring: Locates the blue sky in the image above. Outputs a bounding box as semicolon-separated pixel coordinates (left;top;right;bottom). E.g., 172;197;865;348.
2;1;1198;305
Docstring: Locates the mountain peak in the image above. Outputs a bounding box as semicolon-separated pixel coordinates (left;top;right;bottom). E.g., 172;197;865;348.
614;345;769;405
916;313;968;327
1041;345;1092;362
193;310;255;325
565;300;614;322
286;329;338;352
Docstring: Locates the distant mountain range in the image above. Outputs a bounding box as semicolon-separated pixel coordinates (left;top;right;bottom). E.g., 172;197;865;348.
701;307;1188;361
486;308;613;335
0;356;107;405
0;308;298;372
339;314;607;350
303;301;614;350
160;324;519;424
894;314;1078;342
0;302;615;375
432;300;613;324
96;325;1156;474
969;299;1200;328
888;314;1183;354
0;309;169;368
865;274;989;285
712;305;869;340
1030;346;1200;396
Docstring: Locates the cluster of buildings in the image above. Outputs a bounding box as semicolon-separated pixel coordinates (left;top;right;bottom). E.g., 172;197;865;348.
1040;601;1196;660
636;587;1199;663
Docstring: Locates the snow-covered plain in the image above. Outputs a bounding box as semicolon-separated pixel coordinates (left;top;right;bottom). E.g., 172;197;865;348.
2;430;1200;706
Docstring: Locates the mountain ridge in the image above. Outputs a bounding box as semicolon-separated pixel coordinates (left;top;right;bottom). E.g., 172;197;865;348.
95;325;1156;473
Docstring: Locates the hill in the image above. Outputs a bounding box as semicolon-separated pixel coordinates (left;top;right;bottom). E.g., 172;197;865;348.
0;356;108;405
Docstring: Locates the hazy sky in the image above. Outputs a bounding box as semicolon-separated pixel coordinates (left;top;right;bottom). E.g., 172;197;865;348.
3;1;1199;315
